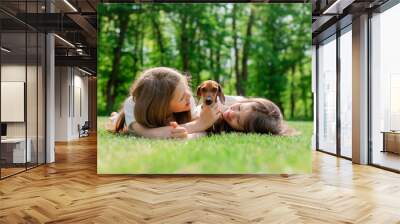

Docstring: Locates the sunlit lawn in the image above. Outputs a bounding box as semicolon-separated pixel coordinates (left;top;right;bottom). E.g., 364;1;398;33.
97;117;312;174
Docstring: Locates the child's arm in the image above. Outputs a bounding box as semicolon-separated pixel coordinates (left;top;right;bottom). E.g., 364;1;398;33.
128;103;221;137
129;122;188;139
182;103;221;133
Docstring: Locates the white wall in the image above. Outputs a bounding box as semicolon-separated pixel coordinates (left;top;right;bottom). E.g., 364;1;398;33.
54;66;89;141
1;82;25;122
72;72;89;138
54;66;69;141
1;65;27;139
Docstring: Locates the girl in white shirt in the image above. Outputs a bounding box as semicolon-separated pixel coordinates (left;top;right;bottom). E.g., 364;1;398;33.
109;67;220;139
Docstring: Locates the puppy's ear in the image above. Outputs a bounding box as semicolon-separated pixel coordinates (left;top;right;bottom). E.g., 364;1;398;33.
217;84;225;104
196;85;202;98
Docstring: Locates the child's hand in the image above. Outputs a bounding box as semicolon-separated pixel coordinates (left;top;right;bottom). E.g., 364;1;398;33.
198;103;222;130
169;122;188;139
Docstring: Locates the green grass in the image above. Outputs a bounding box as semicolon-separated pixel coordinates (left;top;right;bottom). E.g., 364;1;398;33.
97;117;312;174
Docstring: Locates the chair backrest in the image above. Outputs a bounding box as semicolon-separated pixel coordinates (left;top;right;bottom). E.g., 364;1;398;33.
82;121;90;129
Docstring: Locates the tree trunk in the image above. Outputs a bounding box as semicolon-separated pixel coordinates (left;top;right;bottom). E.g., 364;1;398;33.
151;15;165;65
106;16;129;113
232;4;242;95
138;6;144;68
133;16;140;73
210;44;214;75
300;63;308;118
240;7;255;96
274;95;285;118
192;18;201;87
139;23;144;68
215;45;221;82
290;65;296;119
180;15;189;72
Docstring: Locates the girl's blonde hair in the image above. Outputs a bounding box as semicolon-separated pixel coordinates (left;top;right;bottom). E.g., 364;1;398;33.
114;67;191;132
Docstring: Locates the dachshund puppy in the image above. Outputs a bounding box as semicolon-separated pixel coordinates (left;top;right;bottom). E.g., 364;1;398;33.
196;80;225;106
196;80;226;133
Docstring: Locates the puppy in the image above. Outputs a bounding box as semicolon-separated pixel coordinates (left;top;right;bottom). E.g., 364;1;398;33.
196;80;225;106
196;80;226;133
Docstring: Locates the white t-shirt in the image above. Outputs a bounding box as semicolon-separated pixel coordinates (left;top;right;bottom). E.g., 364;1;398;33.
224;95;246;106
123;95;199;127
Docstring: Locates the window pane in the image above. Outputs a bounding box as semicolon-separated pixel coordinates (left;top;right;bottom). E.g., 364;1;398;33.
27;31;38;169
1;31;27;177
371;3;400;171
318;36;337;154
340;28;352;158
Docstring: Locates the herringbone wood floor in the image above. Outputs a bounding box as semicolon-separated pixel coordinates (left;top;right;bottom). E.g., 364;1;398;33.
1;134;400;224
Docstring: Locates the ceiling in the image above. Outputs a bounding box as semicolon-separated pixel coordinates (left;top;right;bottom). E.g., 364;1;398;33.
311;0;391;44
1;0;394;75
0;0;99;74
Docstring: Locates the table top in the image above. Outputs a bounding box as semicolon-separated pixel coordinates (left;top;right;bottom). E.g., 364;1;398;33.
1;138;30;143
381;131;400;134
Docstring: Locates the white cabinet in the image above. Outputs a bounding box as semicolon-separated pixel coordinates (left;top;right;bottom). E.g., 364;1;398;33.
1;138;32;163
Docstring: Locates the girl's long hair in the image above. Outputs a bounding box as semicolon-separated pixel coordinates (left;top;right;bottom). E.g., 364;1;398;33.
112;67;192;133
131;67;191;128
218;98;299;136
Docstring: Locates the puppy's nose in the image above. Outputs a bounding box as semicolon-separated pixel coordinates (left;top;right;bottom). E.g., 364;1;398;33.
205;96;213;105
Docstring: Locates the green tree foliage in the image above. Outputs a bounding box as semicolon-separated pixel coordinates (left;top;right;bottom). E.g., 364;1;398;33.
98;3;312;120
